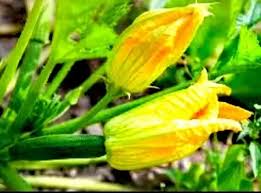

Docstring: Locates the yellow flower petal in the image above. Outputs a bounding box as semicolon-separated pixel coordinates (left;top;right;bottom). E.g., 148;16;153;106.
192;93;219;119
105;83;215;138
105;118;241;170
106;3;211;93
104;69;245;170
218;102;252;121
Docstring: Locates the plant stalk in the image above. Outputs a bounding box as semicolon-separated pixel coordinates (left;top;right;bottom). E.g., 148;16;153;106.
3;58;56;151
9;0;52;112
83;81;192;125
11;156;107;170
23;175;134;191
80;63;107;95
45;61;75;97
41;87;122;135
0;162;33;191
41;81;191;135
0;0;44;104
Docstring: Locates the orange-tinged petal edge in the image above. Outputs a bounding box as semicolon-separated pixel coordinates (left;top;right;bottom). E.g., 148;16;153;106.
218;102;253;121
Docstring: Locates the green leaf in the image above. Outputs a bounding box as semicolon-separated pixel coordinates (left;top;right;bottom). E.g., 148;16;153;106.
223;68;261;102
213;27;261;76
217;145;246;191
249;142;261;178
182;164;205;190
51;0;131;63
165;168;183;185
210;27;261;102
218;162;244;191
165;164;206;191
240;178;253;191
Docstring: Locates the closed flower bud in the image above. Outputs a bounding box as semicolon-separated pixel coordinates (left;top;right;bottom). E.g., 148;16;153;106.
104;70;252;170
106;3;211;93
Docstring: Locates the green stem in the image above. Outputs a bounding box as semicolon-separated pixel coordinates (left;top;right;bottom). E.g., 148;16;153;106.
2;57;56;152
23;175;134;191
9;40;44;112
45;61;75;97
87;81;192;125
9;0;52;112
41;87;122;135
11;156;107;170
80;63;107;95
0;162;32;191
41;81;191;135
6;0;57;143
0;0;43;104
0;0;52;151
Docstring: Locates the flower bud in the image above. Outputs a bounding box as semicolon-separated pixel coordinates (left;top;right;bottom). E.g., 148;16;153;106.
104;70;252;170
106;3;211;93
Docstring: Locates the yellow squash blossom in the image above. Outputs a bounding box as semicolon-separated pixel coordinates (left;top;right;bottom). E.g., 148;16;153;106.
106;3;211;93
104;70;252;170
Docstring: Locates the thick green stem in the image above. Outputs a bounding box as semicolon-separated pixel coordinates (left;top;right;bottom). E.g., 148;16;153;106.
11;156;107;170
41;87;122;135
23;175;134;191
45;61;75;97
85;81;192;125
0;0;44;104
0;162;32;191
9;135;106;161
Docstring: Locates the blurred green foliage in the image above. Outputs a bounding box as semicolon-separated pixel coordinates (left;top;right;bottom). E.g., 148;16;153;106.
51;0;131;63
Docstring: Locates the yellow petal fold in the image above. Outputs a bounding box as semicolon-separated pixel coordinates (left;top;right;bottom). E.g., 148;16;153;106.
106;3;211;93
105;83;216;138
105;118;241;170
104;69;251;170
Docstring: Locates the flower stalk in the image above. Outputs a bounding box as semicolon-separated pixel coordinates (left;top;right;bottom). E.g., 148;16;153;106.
41;86;122;135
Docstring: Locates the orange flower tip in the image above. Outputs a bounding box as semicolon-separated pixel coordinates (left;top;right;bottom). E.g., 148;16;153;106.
218;102;253;121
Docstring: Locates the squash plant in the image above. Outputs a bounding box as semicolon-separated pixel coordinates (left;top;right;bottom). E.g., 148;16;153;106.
0;0;260;191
